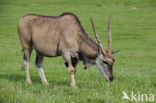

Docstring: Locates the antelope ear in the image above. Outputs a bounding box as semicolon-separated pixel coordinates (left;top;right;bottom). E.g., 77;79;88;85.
112;49;120;54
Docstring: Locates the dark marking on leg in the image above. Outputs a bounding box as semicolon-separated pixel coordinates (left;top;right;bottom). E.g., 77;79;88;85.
35;52;48;85
72;61;77;73
72;62;77;68
65;62;68;67
35;53;43;68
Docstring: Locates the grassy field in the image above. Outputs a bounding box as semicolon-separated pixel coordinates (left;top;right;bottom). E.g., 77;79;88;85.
0;0;156;103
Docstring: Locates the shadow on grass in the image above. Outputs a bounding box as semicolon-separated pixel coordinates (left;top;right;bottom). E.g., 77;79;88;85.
0;97;4;103
0;73;40;84
0;73;69;86
0;73;25;82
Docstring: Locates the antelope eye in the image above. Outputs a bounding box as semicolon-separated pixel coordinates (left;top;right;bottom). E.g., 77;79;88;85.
103;61;108;64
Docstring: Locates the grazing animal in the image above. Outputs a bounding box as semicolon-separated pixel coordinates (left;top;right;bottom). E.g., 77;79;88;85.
18;12;119;87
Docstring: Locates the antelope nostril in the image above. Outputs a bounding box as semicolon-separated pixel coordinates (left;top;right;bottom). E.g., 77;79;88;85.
109;76;114;81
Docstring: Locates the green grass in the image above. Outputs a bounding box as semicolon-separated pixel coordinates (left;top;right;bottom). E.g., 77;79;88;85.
0;0;156;103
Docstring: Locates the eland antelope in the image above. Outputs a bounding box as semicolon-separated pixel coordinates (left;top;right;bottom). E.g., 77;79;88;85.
18;12;119;87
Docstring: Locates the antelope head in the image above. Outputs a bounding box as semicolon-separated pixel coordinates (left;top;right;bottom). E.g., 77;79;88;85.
91;16;120;82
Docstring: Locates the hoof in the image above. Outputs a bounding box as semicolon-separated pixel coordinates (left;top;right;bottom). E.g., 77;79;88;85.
71;83;76;88
26;80;32;84
71;85;77;88
42;81;49;85
43;82;49;85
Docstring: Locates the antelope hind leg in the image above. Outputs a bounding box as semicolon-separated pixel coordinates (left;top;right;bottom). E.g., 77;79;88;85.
35;53;48;85
23;48;32;84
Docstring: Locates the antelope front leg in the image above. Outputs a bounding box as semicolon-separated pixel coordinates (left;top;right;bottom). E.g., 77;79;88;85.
68;62;76;87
